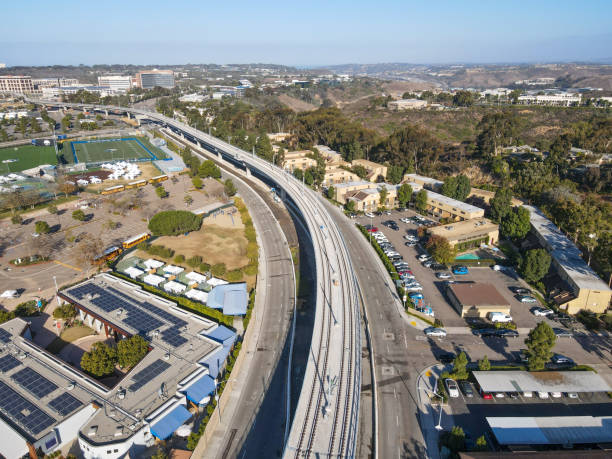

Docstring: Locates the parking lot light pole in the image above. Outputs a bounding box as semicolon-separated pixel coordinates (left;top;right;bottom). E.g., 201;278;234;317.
53;275;60;305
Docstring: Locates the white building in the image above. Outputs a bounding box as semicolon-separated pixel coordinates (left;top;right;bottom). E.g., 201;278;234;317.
97;75;132;92
388;99;428;111
518;92;581;107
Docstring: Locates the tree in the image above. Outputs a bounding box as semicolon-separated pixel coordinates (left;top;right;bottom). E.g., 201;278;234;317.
351;164;368;179
520;248;551;284
426;235;457;266
475;435;488;451
30;117;41;133
476;111;521;157
478;355;491;371
11;214;22;225
293;168;303;181
442;425;466;453
192;176;203;189
441;174;470;201
453;90;475;107
500;206;531;240
489;187;512;222
199;160;221;179
47;204;59;215
525;322;556;371
184;194;193;206
387;165;404;184
397;183;413;207
415;189;428;212
255;133;274;161
117;335;149;369
345;200;356;212
378;185;388;208
81;342;117;378
148;210;202;236
72;209;86;221
224;178;237;197
156;186;168;199
327;185;336;200
0;128;9;142
174;254;185;264
53;304;76;320
35;220;50;234
74;233;104;273
451;351;468;379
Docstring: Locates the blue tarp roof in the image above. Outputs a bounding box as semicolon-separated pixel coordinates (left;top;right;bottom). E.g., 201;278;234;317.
185;374;216;405
150;404;191;440
200;347;228;378
207;283;248;315
207;325;236;345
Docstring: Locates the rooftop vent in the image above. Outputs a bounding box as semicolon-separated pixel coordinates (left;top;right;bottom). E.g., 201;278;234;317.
163;353;170;360
88;425;98;436
67;382;75;390
117;388;126;400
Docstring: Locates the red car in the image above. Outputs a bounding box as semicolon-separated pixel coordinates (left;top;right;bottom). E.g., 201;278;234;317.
366;227;379;233
398;270;413;276
480;389;493;400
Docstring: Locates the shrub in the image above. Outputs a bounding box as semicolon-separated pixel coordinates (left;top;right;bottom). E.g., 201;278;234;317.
52;304;76;319
14;300;44;317
81;342;117;378
0;310;15;324
199;262;211;273
72;209;86;221
192;176;203;189
478;355;491;371
148;210;202;236
226;269;243;282
35;220;50;234
187;255;203;268
11;215;22;225
155;186;168;199
211;263;226;277
174;254;185;264
142;244;175;258
243;264;258;276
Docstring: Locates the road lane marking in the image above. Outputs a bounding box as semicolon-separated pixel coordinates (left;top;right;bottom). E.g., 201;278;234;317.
52;260;82;272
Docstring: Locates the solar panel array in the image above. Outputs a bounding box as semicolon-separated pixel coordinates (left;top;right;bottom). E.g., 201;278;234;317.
67;282;190;348
0;380;55;435
0;354;21;373
129;359;170;392
47;392;83;416
0;329;12;344
11;367;58;399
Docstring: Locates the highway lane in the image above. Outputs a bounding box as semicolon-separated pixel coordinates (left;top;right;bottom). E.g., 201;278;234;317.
321;201;430;459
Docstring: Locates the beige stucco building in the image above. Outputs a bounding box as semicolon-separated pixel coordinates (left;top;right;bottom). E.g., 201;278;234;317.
428;218;499;250
447;283;511;318
421;189;485;221
323;167;360;186
282;150;317;172
351;159;387;182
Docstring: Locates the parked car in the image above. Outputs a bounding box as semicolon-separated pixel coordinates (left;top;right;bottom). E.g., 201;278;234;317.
436;272;452;279
532;307;554;317
489;312;513;323
553;328;573;338
424;327;447;337
405;285;423;291
507;392;520;399
550;391;562;398
472;328;497;337
496;329;519;338
522;391;533;398
405;242;417;247
417;254;431;262
452;265;469;275
365;212;374;218
423;260;434;268
445;379;460;398
514;287;531;295
460;381;474;398
437;352;455;364
430;263;447;271
495;392;505;398
519;295;538;303
481;391;493;400
537;391;549;399
409;292;424;300
566;392;579;399
551;354;574;365
365;226;378;232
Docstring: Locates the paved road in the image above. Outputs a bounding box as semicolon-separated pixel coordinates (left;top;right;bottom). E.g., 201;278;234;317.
322;201;430;459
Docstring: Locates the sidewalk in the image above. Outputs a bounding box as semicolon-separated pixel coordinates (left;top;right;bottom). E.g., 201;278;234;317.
416;365;454;459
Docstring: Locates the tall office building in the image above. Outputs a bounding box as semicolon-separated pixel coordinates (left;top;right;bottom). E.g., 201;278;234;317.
0;75;35;94
135;70;175;89
97;75;132;92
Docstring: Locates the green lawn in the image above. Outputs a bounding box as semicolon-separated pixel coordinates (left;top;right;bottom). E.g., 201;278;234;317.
0;144;57;173
46;324;95;354
60;137;167;164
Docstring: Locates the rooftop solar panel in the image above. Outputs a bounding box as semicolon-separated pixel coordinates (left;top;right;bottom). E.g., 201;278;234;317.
0;380;55;435
0;354;21;373
129;359;170;392
11;367;58;399
0;329;12;344
47;392;83;416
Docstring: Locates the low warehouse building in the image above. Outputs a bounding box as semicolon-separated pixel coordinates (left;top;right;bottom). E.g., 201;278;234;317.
447;283;510;318
473;370;611;394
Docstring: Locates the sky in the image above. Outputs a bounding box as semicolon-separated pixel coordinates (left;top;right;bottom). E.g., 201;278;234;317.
1;0;611;66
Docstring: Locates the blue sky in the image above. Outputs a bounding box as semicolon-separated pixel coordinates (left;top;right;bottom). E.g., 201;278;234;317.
1;0;611;66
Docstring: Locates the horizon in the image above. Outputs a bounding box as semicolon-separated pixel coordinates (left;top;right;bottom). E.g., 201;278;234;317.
2;0;612;66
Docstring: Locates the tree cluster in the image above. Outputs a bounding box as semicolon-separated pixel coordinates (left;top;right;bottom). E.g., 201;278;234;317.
440;174;471;201
148;210;202;236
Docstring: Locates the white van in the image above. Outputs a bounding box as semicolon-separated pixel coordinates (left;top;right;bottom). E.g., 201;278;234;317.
489;312;513;323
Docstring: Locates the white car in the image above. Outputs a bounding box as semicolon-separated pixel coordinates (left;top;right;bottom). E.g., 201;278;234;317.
365;212;374;218
550;392;562;398
405;286;423;291
445;379;460;398
436;272;452;279
537;391;549;399
522;391;533;398
566;392;579;399
417;254;431;262
489;312;513;323
425;327;447;337
532;307;554;317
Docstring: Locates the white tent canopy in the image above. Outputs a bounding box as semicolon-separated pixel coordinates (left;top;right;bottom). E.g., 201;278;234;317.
164;281;186;294
124;267;144;279
143;274;165;287
207;277;228;287
144;259;165;270
185;289;208;303
163;265;184;275
185;271;207;284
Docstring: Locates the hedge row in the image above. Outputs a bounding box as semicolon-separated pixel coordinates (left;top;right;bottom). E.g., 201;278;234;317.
139;243;175;259
111;272;233;327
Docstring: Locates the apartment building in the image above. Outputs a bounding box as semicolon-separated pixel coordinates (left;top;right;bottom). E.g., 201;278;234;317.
517;93;581;107
428;217;499;251
345;184;398;211
423;189;485;221
314;145;343;164
0;75;35;94
323;167;360;186
402;173;443;190
281;150;317;172
351;159;387;182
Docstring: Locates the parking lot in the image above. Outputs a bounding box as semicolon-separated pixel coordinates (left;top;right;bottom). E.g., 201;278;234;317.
356;210;551;331
445;381;612;447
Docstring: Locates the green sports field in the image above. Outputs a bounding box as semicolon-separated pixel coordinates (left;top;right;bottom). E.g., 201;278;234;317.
0;145;58;173
63;137;167;164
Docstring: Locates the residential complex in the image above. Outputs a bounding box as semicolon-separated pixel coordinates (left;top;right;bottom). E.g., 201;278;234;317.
351;159;387;182
524;205;612;314
416;187;485;221
281;150;317;172
428;217;499;250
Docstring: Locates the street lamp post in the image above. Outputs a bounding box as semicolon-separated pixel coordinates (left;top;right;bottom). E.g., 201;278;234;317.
53;275;60;305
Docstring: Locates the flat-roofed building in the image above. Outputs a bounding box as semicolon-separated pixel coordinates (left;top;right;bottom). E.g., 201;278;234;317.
345;184;398;212
323;167;361;186
314;145;343;164
524;205;611;314
473;370;610;394
334;181;375;204
0;75;35;94
518;93;581;106
388;98;428;110
267;132;292;142
421;189;485;221
402;173;443;190
468;187;523;207
351;159;387;182
135;70;175;89
428;217;499;250
281;150;317;172
97;75;132;92
447;282;510;318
